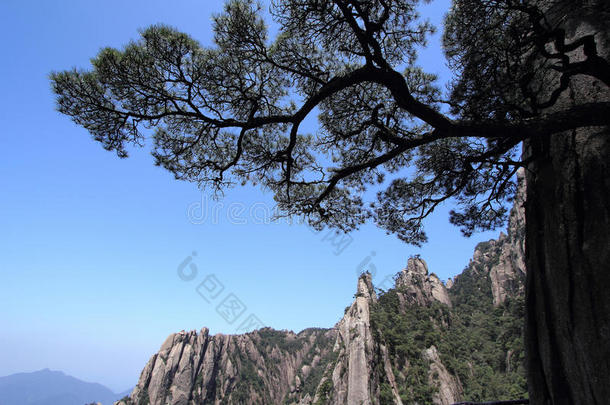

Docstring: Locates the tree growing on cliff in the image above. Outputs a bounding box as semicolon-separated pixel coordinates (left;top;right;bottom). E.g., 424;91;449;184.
51;0;609;403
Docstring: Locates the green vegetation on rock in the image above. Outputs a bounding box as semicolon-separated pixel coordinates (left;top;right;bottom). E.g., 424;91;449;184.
370;257;527;403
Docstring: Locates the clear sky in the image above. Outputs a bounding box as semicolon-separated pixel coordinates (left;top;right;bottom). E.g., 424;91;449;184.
0;0;500;393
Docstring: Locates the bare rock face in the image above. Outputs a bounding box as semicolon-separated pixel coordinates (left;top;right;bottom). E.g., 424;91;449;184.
331;274;377;405
490;169;527;306
395;257;452;307
118;327;337;405
323;273;403;405
423;345;463;405
465;169;527;306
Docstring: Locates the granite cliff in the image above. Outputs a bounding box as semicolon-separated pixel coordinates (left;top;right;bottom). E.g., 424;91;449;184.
118;175;527;405
451;168;527;307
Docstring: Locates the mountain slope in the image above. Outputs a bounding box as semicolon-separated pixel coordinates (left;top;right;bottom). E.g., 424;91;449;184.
118;173;528;405
0;369;127;405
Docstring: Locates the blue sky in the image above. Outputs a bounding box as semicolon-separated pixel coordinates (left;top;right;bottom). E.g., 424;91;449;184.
0;0;500;392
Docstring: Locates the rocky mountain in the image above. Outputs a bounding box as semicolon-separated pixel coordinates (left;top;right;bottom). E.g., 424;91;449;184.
458;168;527;307
122;327;337;405
0;369;129;405
118;174;528;405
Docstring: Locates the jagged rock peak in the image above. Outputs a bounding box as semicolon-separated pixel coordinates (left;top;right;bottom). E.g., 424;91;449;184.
118;326;338;405
407;256;429;275
328;270;402;404
356;271;377;301
395;257;452;307
118;177;530;404
466;168;527;306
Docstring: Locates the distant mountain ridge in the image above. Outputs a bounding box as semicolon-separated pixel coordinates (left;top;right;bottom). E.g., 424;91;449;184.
0;368;130;405
117;174;528;404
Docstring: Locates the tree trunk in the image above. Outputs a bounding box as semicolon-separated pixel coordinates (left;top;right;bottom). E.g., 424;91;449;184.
525;123;610;404
524;4;610;401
